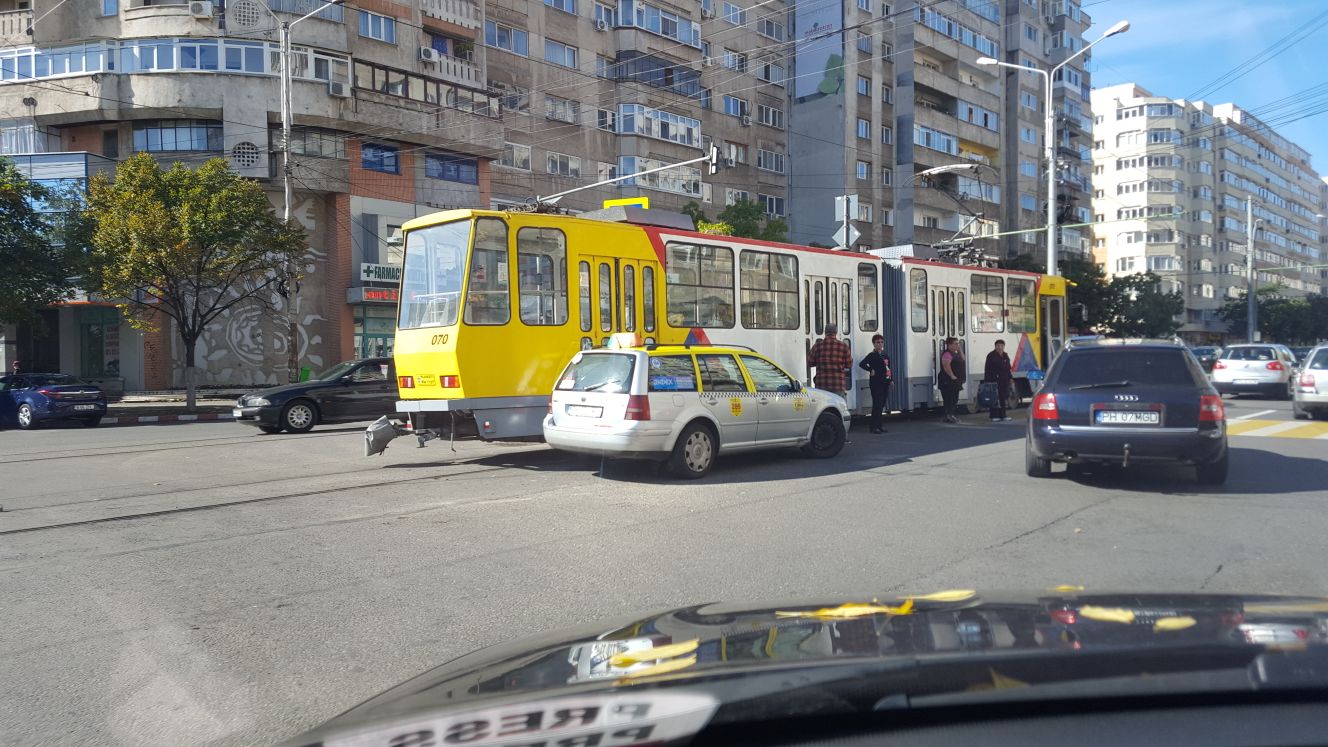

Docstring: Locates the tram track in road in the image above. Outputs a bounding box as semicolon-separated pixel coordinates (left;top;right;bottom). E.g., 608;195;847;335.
0;427;366;465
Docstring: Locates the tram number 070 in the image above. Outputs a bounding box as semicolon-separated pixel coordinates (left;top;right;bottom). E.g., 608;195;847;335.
431;333;449;345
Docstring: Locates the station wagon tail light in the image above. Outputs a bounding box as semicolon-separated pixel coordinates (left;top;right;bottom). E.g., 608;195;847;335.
1199;394;1225;422
624;394;651;421
1213;361;1227;370
1266;361;1285;371
440;375;461;388
1301;373;1316;388
398;376;415;389
1032;392;1059;420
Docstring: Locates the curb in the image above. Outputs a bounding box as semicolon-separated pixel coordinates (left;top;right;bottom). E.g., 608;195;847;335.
101;413;236;426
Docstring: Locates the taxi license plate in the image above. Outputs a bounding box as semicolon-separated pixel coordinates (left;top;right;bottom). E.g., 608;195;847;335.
1096;410;1159;425
73;404;98;411
566;405;603;418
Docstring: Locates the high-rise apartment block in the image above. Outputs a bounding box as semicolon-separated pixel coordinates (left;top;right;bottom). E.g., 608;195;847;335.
1090;83;1326;343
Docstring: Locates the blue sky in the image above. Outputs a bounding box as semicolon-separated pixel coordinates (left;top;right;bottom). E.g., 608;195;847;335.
1087;0;1328;172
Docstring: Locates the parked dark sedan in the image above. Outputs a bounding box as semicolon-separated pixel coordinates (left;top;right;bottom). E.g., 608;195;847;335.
233;358;397;433
1026;338;1228;484
0;374;108;429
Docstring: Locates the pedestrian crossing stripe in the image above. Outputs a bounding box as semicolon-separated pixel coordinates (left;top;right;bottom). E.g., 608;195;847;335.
1225;419;1328;439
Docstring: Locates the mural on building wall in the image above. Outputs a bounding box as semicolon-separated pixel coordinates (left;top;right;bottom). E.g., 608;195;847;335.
172;195;335;387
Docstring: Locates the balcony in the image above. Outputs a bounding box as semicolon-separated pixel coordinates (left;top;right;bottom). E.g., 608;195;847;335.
433;54;482;88
421;0;482;31
0;8;32;46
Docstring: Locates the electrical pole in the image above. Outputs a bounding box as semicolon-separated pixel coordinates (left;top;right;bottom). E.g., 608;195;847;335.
1246;196;1257;343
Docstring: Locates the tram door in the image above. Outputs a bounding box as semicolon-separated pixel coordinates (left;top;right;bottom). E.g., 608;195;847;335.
930;284;968;397
805;274;855;408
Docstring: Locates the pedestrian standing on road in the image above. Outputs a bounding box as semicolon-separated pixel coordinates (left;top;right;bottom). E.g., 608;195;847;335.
859;334;892;434
984;339;1014;422
939;337;966;424
808;323;853;397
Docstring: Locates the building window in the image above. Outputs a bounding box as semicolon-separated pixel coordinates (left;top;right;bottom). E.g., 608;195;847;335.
740;250;798;329
757;18;785;40
755;60;785;84
287;127;346;159
544;95;580;123
881;84;893;103
358;11;397;44
756;149;784;173
856;160;870;180
722;95;748;118
722;49;747;72
1020;126;1038;144
545;0;576;14
594;2;617;26
880;125;892;144
857;75;871;95
618;104;702;147
500;142;531;170
425;154;478;184
858;0;871;9
1019;90;1039;111
102;0;118;15
914;124;958;155
757;193;786;216
725;141;749;164
857;203;873;222
723;2;746;24
881;167;892;185
597;161;618;181
856;118;870;139
757;104;784;129
484;21;530;55
544;39;578;68
1020;193;1036;211
1023;23;1038;41
132;120;222;152
857;33;872;52
700;88;712;109
596;108;616;130
361;143;399;173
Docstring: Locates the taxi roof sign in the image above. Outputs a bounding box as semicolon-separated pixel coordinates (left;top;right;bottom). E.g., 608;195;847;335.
609;332;643;349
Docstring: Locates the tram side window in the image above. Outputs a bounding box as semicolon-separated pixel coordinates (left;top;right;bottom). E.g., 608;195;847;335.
1007;277;1036;333
397;219;470;329
841;281;851;334
517;227;568;326
463;217;510;325
739;250;798;330
664;242;734;328
623;265;636;332
578;261;591;332
857;264;879;331
814;280;824;334
598;263;613;332
970;275;1004;332
642;266;656;333
910;268;928;332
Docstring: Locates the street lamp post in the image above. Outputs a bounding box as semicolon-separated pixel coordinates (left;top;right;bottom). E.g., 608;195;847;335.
978;19;1129;277
266;0;343;382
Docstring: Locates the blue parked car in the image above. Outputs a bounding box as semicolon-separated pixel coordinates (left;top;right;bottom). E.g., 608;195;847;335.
0;373;108;429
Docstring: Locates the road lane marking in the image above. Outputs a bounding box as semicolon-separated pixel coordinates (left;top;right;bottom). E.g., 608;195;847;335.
1233;409;1276;420
1227;419;1328;439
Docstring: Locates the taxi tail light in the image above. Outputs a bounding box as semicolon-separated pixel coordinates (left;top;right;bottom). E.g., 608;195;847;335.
624;395;651;421
398;376;415;389
547;398;553;415
1199;394;1225;422
1213;360;1227;370
1032;392;1059;421
440;375;461;388
1266;361;1285;372
1300;372;1316;388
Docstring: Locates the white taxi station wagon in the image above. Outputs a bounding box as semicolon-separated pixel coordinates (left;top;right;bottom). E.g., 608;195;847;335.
543;337;851;478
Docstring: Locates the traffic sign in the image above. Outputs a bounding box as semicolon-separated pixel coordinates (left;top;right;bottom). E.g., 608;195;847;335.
832;223;861;248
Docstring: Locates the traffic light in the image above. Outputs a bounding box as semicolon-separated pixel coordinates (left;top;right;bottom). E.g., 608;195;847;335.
707;143;719;175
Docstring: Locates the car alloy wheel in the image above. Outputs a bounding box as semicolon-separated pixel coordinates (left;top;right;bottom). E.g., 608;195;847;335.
16;404;36;430
802;412;847;458
281;401;317;433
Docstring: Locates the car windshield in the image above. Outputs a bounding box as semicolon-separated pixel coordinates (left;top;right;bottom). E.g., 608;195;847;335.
1054;350;1200;387
556;353;635;393
1221;346;1276;361
312;361;361;381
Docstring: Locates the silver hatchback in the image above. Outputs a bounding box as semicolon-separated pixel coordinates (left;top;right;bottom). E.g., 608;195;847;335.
1292;345;1328;420
543;346;851;478
1211;344;1297;399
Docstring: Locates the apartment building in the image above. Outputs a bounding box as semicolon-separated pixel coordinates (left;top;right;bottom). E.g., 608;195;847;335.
482;0;788;216
0;0;499;390
786;0;1093;262
1090;83;1326;343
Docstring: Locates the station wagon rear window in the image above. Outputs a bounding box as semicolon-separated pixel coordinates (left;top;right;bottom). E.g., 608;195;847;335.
1055;350;1202;387
556;353;635;393
647;355;698;392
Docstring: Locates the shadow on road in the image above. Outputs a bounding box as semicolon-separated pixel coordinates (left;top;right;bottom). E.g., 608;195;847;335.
1060;447;1327;496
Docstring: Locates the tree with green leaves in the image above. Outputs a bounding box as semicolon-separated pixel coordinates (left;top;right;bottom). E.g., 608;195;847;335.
82;154;305;408
1058;255;1116;332
1106;272;1184;338
682;199;788;242
0;159;84;325
1219;288;1326;344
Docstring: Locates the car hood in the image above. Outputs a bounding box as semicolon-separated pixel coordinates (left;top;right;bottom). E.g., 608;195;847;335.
281;591;1328;746
239;380;332;401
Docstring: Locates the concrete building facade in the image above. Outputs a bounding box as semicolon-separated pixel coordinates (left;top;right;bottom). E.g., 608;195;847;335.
1089;83;1326;343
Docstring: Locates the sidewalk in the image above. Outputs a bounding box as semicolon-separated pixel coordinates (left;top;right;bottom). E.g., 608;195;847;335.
103;398;237;426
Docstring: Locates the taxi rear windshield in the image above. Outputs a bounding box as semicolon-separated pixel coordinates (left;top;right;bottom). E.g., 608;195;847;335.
1054;350;1202;387
556;354;635;394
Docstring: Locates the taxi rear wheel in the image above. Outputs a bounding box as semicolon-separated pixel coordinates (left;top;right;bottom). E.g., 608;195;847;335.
802;411;846;458
669;422;715;479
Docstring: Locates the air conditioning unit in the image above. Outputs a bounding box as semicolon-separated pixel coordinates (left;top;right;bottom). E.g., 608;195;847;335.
702;57;714;67
189;1;214;19
740;114;752;127
723;157;735;167
701;7;715;18
594;19;609;31
419;47;439;63
328;80;350;98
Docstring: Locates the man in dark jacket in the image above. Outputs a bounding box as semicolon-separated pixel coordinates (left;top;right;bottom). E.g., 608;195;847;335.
858;334;891;433
984;339;1013;422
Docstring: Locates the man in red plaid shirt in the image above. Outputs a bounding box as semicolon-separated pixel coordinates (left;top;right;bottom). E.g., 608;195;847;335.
808;323;853;396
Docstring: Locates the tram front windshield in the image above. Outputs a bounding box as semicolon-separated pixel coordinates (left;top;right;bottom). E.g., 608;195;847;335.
398;220;472;329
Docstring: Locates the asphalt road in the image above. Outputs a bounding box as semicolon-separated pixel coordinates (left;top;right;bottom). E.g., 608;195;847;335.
2;397;1326;746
